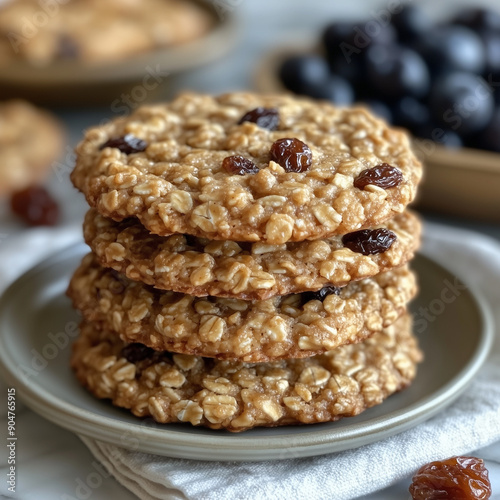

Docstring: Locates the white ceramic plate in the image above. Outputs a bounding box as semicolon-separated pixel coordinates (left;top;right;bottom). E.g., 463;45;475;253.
0;244;493;461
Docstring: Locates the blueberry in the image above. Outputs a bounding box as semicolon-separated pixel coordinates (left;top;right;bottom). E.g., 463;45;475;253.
279;55;330;94
362;99;393;123
452;7;500;32
322;22;370;86
392;97;430;131
362;22;397;47
322;21;394;86
322;22;358;55
322;22;361;79
416;124;463;149
428;72;494;136
471;108;500;152
327;51;365;85
366;44;430;99
413;25;486;75
301;75;354;105
322;21;396;56
479;30;500;78
391;5;431;43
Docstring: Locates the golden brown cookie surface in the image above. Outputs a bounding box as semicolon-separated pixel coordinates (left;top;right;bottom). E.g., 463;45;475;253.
71;315;422;432
72;92;422;244
67;253;417;362
84;209;421;300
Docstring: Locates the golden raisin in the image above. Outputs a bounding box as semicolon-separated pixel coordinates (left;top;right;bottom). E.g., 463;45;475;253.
409;456;492;500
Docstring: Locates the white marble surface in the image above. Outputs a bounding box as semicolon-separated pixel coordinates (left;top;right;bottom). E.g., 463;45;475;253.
0;0;500;498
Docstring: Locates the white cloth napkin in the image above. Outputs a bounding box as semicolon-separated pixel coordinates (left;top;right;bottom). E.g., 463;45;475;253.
0;225;82;294
1;222;499;500
0;225;82;418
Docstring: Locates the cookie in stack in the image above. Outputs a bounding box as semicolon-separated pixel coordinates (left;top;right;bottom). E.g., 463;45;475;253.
68;92;423;431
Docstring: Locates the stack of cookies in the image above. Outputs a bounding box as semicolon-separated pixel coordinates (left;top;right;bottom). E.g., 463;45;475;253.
68;92;423;432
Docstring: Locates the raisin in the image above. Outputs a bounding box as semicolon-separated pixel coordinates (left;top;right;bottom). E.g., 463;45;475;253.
222;155;259;175
160;351;174;362
410;456;492;500
342;228;396;255
108;280;125;295
202;357;215;370
108;270;129;294
184;234;200;248
302;286;341;304
100;134;147;154
354;163;403;190
57;34;80;59
121;343;155;363
10;186;59;227
270;138;312;173
238;107;279;130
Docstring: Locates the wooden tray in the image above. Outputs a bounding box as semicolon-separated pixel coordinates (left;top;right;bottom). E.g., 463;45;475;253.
255;45;500;223
0;1;237;106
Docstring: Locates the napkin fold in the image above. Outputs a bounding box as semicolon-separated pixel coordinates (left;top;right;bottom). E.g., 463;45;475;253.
0;224;82;294
1;222;499;500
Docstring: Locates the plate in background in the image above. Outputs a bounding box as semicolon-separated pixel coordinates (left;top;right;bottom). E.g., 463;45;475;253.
255;45;500;223
0;0;237;106
0;244;493;461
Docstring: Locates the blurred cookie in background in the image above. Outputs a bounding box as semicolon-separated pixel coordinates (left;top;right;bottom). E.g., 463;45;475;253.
0;99;64;226
0;0;235;105
0;0;213;66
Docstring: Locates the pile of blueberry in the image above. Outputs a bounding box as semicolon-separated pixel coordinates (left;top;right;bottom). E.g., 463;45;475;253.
278;6;500;152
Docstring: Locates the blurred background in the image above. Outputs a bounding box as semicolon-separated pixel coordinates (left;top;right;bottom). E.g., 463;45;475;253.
1;0;500;242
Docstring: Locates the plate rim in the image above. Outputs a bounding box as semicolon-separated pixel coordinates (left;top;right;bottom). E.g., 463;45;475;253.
0;5;238;85
0;244;494;461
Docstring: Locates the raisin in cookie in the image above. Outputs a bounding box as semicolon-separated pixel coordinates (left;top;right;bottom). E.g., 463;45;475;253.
84;209;421;300
0;100;64;196
71;92;422;244
71;314;422;431
67;253;417;362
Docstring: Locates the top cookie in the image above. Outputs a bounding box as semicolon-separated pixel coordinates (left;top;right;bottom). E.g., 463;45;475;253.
0;0;212;66
72;92;422;244
0;99;64;196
